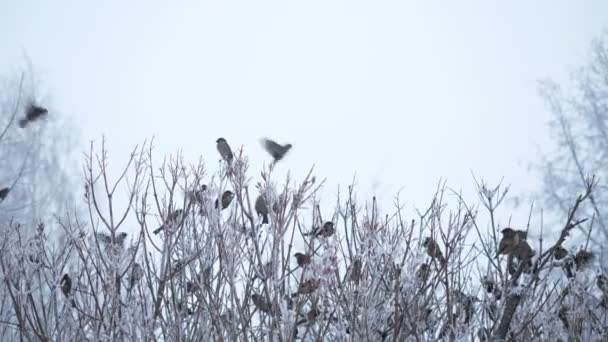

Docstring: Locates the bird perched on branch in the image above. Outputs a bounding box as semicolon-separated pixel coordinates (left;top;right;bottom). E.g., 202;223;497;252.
153;209;184;234
60;274;72;298
0;187;9;201
251;293;273;314
295;279;319;295
216;137;233;163
350;259;362;284
261;138;292;162
129;263;143;288
304;221;335;238
497;227;533;259
255;195;269;224
294;253;311;268
19;103;48;128
215;190;234;210
423;237;446;266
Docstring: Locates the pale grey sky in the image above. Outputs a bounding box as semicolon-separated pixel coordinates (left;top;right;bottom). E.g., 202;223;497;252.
1;1;607;223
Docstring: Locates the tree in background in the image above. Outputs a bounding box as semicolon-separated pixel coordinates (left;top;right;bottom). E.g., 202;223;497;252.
538;31;608;259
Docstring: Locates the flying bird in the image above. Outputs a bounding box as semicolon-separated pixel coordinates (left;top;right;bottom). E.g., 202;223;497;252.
255;195;269;224
215;190;234;210
261;138;292;162
19;103;48;128
60;274;72;298
0;187;9;201
216;138;234;163
303;221;335;238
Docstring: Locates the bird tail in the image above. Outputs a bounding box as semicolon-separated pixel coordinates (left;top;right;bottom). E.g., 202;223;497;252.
262;214;269;224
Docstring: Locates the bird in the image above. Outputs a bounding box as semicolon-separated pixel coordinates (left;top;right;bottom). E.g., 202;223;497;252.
19;103;48;128
350;259;362;283
96;232;128;246
497;227;528;256
129;263;143;288
0;187;9;201
422;237;446;266
294;253;311;267
416;263;430;282
153;209;184;234
296;279;319;295
574;249;594;270
251;293;273;313
215;190;234;210
553;245;568;260
261;138;292;162
216;138;233;163
60;274;72;298
597;274;608;295
187;185;208;204
304;221;335;238
255;195;269;224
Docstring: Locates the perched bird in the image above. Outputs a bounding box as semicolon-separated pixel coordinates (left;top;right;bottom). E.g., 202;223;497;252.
19;103;48;128
96;232;128;246
304;221;335;238
574;250;594;270
251;293;273;313
129;263;143;288
422;237;446;266
497;228;528;256
296;279;319;295
261;138;292;162
255;195;269;224
350;259;362;283
215;190;234;210
187;185;208;204
416;263;430;282
153;209;184;234
60;274;72;298
0;187;9;201
216;138;233;163
597;274;608;294
294;253;311;267
553;245;568;260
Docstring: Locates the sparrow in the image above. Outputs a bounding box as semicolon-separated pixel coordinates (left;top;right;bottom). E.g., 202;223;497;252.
216;138;233;163
422;237;446;265
215;190;234;210
261;138;292;162
350;259;362;283
304;221;335;238
255;195;269;224
251;293;273;314
19;103;48;128
187;185;208;204
60;274;72;298
96;232;128;246
497;228;528;256
0;187;9;201
153;209;184;234
294;253;311;267
129;263;143;288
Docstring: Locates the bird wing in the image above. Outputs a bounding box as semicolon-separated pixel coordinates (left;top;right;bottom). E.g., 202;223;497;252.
262;138;282;156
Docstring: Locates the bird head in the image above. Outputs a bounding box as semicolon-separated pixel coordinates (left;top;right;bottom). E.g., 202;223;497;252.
422;237;431;247
501;227;516;236
216;137;226;144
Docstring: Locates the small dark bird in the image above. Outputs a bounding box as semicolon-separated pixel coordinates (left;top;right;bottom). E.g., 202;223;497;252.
294;253;311;267
129;263;143;288
19;103;48;128
350;259;362;283
304;221;335;238
251;293;273;313
261;138;292;162
60;274;72;298
255;195;269;224
416;263;430;282
497;228;529;256
574;250;594;270
216;138;234;163
597;274;608;295
296;279;319;295
422;237;446;266
153;209;184;234
215;190;234;210
96;232;128;246
554;245;568;260
0;187;9;201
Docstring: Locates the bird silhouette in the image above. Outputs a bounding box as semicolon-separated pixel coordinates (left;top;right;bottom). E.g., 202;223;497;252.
0;187;9;201
60;274;72;298
255;195;269;224
215;190;234;210
261;138;292;162
19;103;48;128
216;138;234;163
304;221;335;238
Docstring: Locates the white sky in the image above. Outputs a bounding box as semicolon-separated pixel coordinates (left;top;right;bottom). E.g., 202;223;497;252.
1;1;607;228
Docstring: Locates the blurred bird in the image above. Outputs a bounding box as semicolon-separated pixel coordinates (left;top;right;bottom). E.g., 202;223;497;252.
304;221;335;238
215;190;234;210
597;274;608;294
416;263;430;282
216;138;233;163
60;274;72;298
255;195;270;224
19;103;48;128
153;209;184;234
0;187;9;201
261;138;292;162
251;293;273;313
422;237;446;266
574;250;594;270
129;263;143;288
187;185;208;204
294;253;311;267
553;245;568;260
497;227;528;256
350;259;362;284
296;279;319;295
96;232;128;246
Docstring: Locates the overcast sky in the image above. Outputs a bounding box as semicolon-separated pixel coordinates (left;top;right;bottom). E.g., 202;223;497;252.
1;1;608;227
